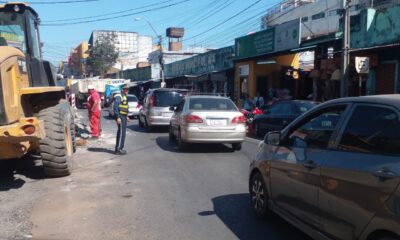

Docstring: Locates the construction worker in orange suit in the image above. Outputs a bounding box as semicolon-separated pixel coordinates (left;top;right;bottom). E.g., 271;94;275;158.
87;85;101;139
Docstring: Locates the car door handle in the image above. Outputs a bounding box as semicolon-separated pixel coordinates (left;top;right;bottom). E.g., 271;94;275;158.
302;160;317;170
373;168;397;180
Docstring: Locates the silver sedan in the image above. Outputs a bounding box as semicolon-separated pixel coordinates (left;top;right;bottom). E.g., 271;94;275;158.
169;96;246;151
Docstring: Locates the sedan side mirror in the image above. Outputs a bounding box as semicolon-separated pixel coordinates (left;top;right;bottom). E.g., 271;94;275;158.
264;131;281;145
169;106;177;111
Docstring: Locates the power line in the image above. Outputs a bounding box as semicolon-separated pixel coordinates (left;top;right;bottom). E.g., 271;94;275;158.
0;0;98;4
176;0;223;27
42;0;191;26
183;0;263;42
43;0;175;23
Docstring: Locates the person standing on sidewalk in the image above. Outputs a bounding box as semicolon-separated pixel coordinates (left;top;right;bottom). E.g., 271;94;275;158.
114;84;129;155
87;85;101;139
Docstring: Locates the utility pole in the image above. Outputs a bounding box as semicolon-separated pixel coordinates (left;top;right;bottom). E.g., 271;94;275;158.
341;0;351;97
134;17;165;88
158;35;166;88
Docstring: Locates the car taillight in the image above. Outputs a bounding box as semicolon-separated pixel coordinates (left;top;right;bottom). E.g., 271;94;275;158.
232;115;246;124
185;115;203;124
149;95;155;107
137;103;142;108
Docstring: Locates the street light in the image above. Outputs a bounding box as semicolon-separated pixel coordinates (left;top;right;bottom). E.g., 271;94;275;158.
134;17;166;88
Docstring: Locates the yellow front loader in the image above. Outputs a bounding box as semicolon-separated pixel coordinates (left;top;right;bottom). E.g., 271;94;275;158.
0;3;75;177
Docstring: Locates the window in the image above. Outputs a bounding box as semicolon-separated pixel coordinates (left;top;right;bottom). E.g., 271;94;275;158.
301;16;309;23
176;100;185;112
350;4;361;12
296;101;317;114
154;91;185;107
127;95;138;102
0;11;26;52
28;16;40;58
339;106;400;155
329;9;341;16
312;12;326;20
269;103;283;114
189;98;237;111
279;103;294;115
289;108;344;149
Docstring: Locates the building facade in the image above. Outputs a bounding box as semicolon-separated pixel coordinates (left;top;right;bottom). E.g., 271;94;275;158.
68;41;89;78
89;30;153;70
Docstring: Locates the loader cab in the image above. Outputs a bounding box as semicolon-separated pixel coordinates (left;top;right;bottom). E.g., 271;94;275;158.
0;3;55;87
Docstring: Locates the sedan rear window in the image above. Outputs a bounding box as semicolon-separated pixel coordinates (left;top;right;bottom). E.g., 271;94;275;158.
154;91;184;107
189;98;237;111
128;95;138;102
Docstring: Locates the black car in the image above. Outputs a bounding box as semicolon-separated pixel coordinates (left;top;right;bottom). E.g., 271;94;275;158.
252;100;318;137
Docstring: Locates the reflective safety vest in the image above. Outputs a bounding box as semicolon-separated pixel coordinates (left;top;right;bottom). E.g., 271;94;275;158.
118;94;129;115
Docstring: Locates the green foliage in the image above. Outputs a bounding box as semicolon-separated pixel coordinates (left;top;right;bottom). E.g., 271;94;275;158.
87;33;118;76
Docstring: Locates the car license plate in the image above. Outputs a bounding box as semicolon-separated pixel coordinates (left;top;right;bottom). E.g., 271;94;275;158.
162;112;173;117
210;119;226;126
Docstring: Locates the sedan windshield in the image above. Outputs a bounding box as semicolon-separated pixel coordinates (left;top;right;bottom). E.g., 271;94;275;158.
189;98;237;111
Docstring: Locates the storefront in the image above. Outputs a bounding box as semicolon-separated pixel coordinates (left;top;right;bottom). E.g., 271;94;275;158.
164;46;235;96
234;19;302;105
350;6;400;95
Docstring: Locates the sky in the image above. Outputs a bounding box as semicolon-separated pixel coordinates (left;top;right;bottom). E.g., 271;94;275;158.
26;0;281;64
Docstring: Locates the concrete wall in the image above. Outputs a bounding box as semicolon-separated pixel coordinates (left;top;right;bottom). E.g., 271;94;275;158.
262;0;362;39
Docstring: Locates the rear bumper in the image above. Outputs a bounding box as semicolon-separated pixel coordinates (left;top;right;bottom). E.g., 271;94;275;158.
181;125;246;143
128;108;140;116
147;116;171;126
0;118;45;160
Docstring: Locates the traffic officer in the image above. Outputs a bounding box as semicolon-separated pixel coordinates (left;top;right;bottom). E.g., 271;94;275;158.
114;84;129;155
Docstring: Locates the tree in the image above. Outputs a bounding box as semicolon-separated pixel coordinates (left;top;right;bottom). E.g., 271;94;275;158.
87;33;118;77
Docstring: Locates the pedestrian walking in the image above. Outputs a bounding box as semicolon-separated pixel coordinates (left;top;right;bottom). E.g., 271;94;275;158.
114;84;129;155
87;85;101;139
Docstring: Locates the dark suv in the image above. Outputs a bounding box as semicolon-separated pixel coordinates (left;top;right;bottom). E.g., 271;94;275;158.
138;88;188;131
250;95;400;240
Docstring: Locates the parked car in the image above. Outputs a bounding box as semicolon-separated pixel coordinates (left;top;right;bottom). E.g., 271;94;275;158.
252;100;318;137
169;96;246;151
249;95;400;240
127;94;141;119
138;88;188;131
108;93;141;119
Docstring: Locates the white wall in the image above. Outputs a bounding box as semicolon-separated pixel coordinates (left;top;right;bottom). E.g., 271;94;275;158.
262;0;362;39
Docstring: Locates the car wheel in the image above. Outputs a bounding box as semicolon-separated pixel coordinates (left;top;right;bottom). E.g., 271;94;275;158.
138;117;144;128
145;118;152;132
177;130;187;151
232;143;242;151
169;126;176;142
250;172;271;218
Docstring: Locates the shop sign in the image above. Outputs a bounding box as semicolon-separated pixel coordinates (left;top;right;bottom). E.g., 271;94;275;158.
275;19;301;52
125;66;152;81
165;46;234;78
239;65;249;76
355;57;369;74
235;29;275;60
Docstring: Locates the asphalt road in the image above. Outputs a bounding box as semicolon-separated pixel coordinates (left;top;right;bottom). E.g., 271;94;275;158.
1;110;310;240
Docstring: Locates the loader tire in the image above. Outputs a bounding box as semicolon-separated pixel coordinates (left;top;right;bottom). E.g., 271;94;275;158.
39;106;73;177
70;115;77;153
